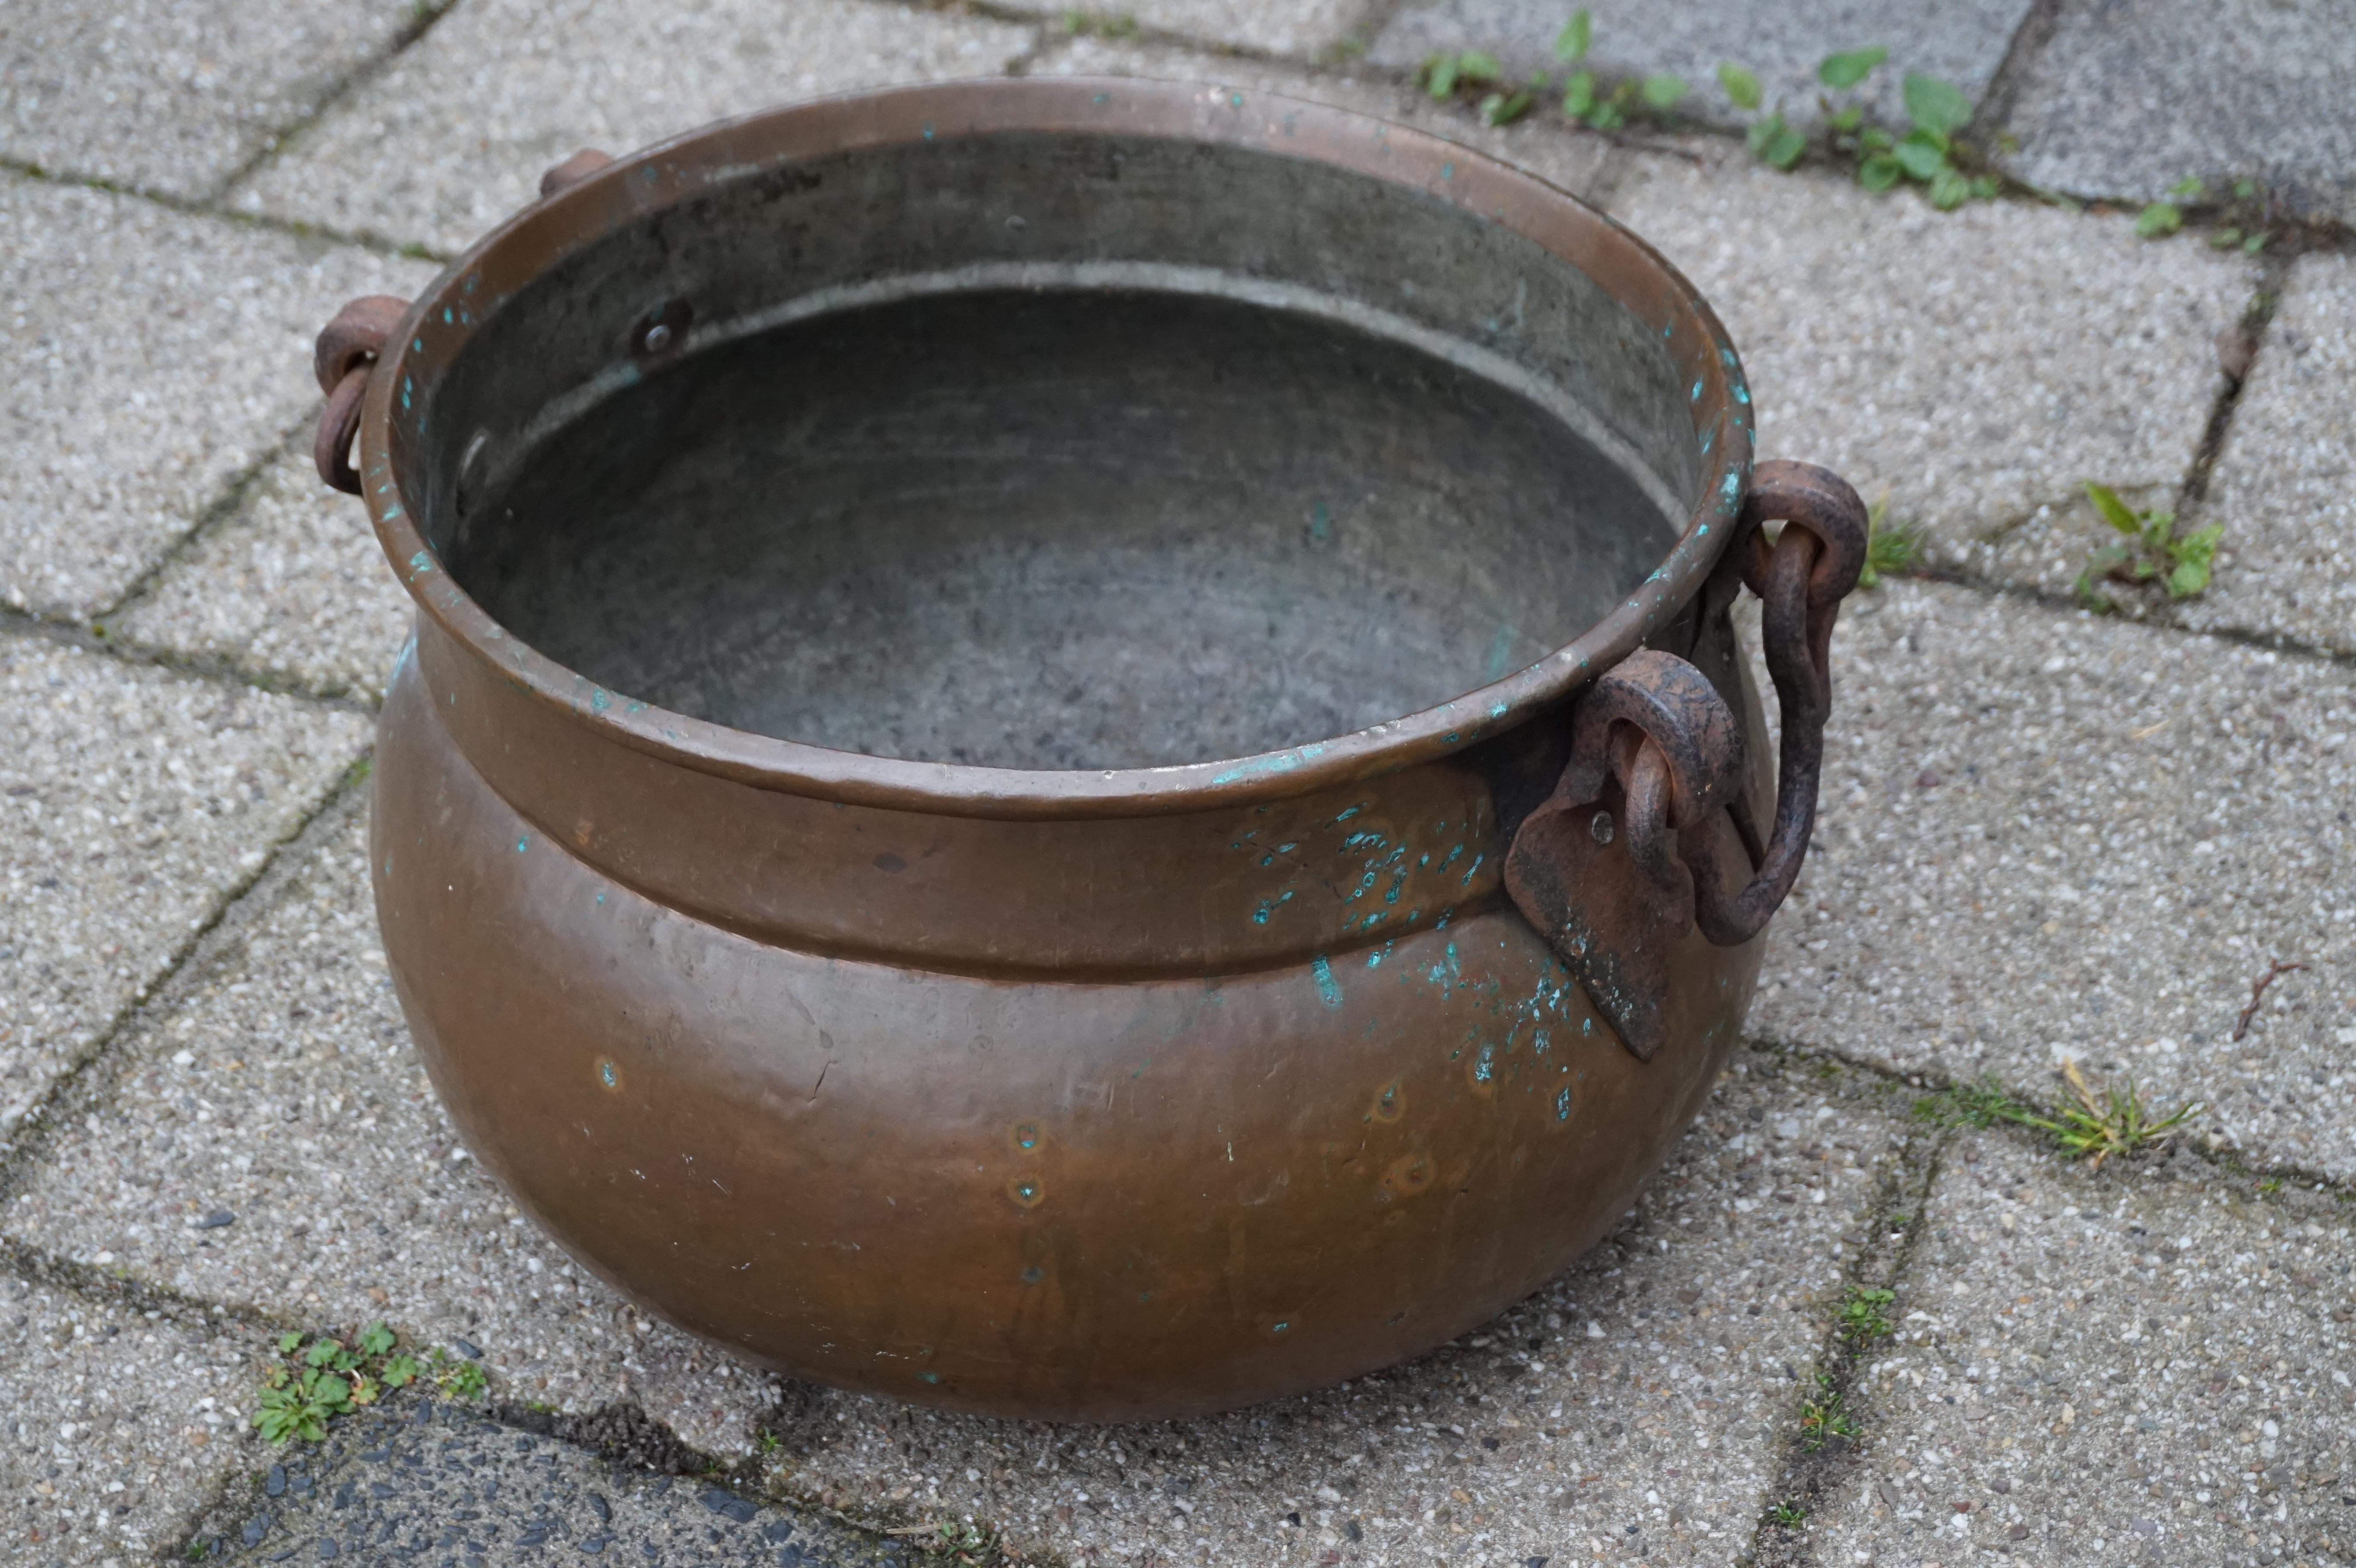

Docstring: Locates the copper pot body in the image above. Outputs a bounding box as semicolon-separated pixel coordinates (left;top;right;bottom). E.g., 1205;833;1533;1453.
356;79;1779;1421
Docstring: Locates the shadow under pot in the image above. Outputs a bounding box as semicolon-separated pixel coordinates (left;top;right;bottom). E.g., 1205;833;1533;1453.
313;78;1866;1423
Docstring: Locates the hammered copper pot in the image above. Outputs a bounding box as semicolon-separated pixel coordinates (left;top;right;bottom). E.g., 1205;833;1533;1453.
314;79;1867;1422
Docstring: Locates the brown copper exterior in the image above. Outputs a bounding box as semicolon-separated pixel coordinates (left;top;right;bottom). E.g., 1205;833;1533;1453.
337;78;1860;1421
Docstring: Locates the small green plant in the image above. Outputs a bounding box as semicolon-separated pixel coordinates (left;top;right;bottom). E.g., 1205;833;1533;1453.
1716;45;1994;206
1551;9;1686;131
1839;1285;1896;1344
1910;1075;2024;1128
1480;85;1533;126
2138;176;2272;252
1854;493;1921;589
1766;1498;1808;1528
1054;9;1137;38
2258;1176;2286;1195
1858;70;1998;207
1797;1373;1861;1449
2074;480;2222;604
254;1323;485;1445
2014;1060;2201;1170
757;1426;783;1454
1419;48;1502;102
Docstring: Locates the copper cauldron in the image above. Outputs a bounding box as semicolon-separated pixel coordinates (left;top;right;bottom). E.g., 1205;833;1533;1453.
314;79;1867;1422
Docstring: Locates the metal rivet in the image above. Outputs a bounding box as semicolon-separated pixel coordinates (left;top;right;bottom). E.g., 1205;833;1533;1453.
642;323;673;354
1590;811;1615;845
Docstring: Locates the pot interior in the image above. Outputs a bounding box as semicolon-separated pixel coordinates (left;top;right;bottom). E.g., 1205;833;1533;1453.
422;124;1707;771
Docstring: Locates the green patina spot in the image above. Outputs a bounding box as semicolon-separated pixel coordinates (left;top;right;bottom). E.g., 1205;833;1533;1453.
1311;955;1341;1008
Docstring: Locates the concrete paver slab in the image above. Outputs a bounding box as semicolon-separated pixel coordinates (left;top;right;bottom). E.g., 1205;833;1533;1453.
113;448;414;703
235;0;1038;256
188;1400;893;1567
0;174;431;620
1035;36;1616;200
756;1057;1908;1566
1005;0;1368;60
0;0;421;200
1808;1129;2356;1568
0;1274;269;1566
2176;252;2356;659
1995;0;2356;227
1607;145;2257;554
0;809;785;1463
1748;579;2356;1177
0;633;371;1143
1369;0;2033;134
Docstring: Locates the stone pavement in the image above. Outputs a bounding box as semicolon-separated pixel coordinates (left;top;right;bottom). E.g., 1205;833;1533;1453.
1;1;2352;1565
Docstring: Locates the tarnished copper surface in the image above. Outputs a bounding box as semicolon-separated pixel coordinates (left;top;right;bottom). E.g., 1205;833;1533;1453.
324;79;1867;1420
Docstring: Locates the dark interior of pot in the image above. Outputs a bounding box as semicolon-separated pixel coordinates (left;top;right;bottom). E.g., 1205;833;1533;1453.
421;127;1704;771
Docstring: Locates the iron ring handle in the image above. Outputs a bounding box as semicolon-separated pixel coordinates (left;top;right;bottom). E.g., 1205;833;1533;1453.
311;295;410;494
1691;459;1868;946
316;150;614;494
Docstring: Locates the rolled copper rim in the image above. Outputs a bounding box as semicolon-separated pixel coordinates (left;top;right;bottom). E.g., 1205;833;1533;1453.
357;77;1756;820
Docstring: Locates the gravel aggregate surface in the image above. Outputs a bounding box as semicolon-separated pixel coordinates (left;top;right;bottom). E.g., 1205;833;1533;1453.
0;1274;269;1567
1370;0;2033;136
1001;0;1369;59
2173;252;2356;658
1;810;798;1464
752;1056;1906;1565
1033;36;1618;199
0;0;422;199
1749;579;2356;1178
0;633;372;1145
0;174;433;620
1806;1128;2356;1568
187;1399;898;1567
1607;144;2257;557
1993;0;2356;227
114;447;415;702
234;0;1039;256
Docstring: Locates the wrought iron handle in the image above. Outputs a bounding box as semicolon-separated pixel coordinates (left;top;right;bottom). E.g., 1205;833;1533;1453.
311;153;612;497
312;295;409;494
1503;459;1866;1059
1693;460;1868;944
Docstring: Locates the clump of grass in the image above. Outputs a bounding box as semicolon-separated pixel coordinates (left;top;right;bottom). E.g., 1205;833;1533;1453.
1855;492;1922;588
1765;1498;1808;1528
1911;1075;2023;1128
1797;1373;1861;1449
2014;1061;2202;1170
1913;1064;2199;1167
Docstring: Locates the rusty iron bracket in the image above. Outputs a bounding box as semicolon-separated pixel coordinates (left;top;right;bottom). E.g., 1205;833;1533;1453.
540;148;614;198
312;295;411;495
1505;460;1867;1059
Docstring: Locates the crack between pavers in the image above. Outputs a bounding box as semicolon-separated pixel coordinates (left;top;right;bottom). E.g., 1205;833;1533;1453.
203;0;467;211
0;764;375;1209
0;607;383;718
1882;562;2356;673
1966;0;2067;152
2177;252;2293;512
1738;1120;1946;1568
1749;1032;2355;1200
88;413;319;629
0;156;447;266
